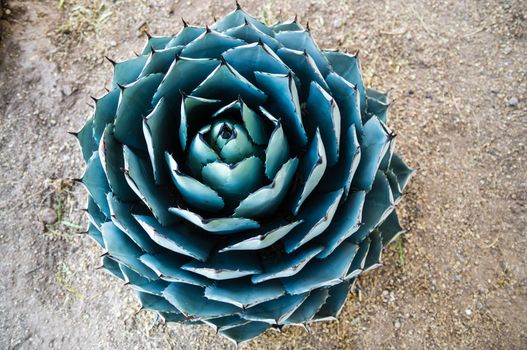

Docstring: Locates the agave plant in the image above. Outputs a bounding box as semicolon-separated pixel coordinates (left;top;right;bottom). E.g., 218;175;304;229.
73;2;413;345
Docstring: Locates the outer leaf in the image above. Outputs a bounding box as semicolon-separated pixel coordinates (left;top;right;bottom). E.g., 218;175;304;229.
134;214;212;262
168;207;260;234
163;283;241;319
114;74;163;150
254;72;307;147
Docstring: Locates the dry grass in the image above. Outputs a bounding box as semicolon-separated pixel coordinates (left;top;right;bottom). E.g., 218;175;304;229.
57;0;112;38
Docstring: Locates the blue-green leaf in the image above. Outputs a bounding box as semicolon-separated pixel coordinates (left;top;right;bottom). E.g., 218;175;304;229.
324;50;365;113
179;95;223;151
212;7;275;37
283;189;344;253
163;283;241;319
251;245;324;284
312;281;351;321
114;73;163;150
242;293;309;324
181;29;245;59
317;124;361;198
306;81;341;167
100;222;158;280
315;190;366;259
153;57;220;107
134;214;212;262
120;265;169;295
389;153;414;193
281;241;356;295
290;128;327;215
219;220;302;252
143;97;174;185
86;196;107;230
271;18;304;33
165;152;224;212
112;55;148;87
187;125;220;176
182;251;261;280
166;26;206;47
201;156;264;203
240;100;272;146
363;230;383;272
223;42;288;84
87;223;104;248
81;151;110;216
205;279;285;308
349;171;394;243
219;321;270;346
140;252;210;286
365;88;389;123
73;118;96;162
352;116;392;191
217;124;258;164
283;288;330;325
99;124;137;201
264;116;289;179
136;291;181;313
139;46;183;77
345;240;369;279
225;23;281;51
234;158;299;218
277;48;329;99
141;36;173;54
168;207;260;234
275;30;331;76
254;72;307;147
191;62;267;107
378;210;405;247
107;193;158;253
100;255;124;280
326;72;363;139
92;88;120;143
123;146;178;226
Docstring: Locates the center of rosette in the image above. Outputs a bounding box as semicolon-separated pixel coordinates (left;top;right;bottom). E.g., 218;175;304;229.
208;119;260;164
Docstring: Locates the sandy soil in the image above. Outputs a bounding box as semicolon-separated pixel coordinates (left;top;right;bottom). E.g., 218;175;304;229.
1;0;526;349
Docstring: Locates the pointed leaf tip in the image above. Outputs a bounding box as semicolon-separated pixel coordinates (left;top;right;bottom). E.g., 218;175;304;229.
104;56;116;65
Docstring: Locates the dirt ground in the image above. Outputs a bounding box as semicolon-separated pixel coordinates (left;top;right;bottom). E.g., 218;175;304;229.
0;0;525;349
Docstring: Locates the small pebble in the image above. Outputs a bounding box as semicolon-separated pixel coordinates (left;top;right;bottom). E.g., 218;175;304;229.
332;19;342;28
62;84;74;96
40;207;58;225
465;308;472;317
5;8;11;15
394;321;401;329
508;96;518;107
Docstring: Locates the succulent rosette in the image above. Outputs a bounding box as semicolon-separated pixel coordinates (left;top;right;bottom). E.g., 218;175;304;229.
74;3;413;345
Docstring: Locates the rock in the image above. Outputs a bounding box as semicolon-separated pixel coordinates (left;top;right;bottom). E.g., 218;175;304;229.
40;207;58;225
394;320;401;329
62;84;74;96
508;96;519;107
